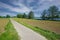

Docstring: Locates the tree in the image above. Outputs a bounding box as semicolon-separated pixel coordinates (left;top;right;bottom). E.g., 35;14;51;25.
0;16;2;18
28;11;34;19
41;10;47;20
22;13;27;18
17;14;23;18
54;15;59;18
58;11;60;18
6;15;10;18
48;5;59;20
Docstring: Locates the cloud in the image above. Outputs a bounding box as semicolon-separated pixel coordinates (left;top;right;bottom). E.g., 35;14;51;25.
0;11;16;16
0;0;60;17
0;1;31;14
48;0;53;2
11;2;31;13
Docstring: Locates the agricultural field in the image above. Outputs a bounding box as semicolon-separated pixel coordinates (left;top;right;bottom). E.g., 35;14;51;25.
24;19;60;34
14;18;60;34
14;18;60;40
0;18;19;40
0;18;9;35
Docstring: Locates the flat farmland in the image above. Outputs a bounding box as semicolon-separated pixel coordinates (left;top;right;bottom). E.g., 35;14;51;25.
0;18;19;40
14;18;60;34
14;18;60;40
0;18;9;35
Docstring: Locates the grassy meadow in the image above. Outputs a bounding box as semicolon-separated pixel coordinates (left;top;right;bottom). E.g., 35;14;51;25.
0;18;19;40
14;18;60;40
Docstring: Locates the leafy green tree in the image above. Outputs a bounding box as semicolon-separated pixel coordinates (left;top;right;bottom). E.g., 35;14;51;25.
6;15;10;18
0;16;2;18
58;11;60;18
17;14;23;18
54;15;59;18
22;13;27;18
28;11;34;19
48;5;59;20
41;10;47;20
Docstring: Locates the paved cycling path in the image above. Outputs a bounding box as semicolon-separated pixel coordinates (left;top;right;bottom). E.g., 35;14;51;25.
11;19;47;40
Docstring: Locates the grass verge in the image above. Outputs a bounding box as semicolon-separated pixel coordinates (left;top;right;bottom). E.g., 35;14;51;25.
0;20;19;40
14;18;60;40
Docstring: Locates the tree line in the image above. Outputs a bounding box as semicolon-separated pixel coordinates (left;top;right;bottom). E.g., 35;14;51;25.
15;11;34;19
0;5;60;20
0;15;11;18
0;11;34;19
41;5;60;20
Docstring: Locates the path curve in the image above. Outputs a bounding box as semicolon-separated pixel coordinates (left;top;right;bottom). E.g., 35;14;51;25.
10;19;47;40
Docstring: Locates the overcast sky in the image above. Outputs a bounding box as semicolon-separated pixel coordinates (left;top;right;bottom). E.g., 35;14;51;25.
0;0;60;17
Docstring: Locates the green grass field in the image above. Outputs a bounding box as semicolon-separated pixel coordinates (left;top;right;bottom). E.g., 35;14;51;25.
0;18;19;40
14;18;60;40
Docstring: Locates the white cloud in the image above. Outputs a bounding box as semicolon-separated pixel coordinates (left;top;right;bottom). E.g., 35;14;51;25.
0;1;31;14
0;11;16;16
12;2;31;13
48;0;53;2
41;0;53;2
0;0;60;17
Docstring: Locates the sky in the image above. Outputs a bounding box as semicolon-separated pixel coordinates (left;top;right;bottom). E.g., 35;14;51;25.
0;0;60;17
